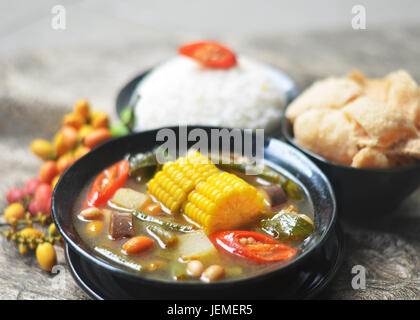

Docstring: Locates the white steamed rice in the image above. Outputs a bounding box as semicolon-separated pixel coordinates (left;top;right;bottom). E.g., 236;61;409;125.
134;56;286;132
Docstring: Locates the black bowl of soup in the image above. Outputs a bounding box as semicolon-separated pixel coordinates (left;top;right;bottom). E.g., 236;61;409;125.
281;116;420;219
52;126;337;299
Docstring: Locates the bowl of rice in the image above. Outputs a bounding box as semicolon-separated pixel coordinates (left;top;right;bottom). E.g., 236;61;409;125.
117;42;298;135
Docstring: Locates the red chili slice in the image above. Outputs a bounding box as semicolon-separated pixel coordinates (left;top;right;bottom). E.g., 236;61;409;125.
211;230;297;262
178;41;237;69
83;159;129;208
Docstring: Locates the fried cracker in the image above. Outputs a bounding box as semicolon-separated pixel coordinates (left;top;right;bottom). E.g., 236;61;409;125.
343;97;418;148
294;109;359;165
351;147;390;168
387;70;420;129
286;77;362;122
387;138;420;159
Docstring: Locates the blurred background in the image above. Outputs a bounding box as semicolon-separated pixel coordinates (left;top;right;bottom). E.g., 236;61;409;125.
1;0;419;111
2;0;419;110
2;0;420;47
1;0;420;299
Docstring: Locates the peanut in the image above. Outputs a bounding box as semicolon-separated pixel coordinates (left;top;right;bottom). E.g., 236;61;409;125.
122;236;154;255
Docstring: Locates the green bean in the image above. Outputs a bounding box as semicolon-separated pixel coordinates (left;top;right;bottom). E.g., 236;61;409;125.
146;223;178;247
94;245;143;272
216;161;286;184
219;157;304;200
133;211;195;232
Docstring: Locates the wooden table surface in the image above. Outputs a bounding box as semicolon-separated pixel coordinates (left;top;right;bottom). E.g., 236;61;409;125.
1;2;420;299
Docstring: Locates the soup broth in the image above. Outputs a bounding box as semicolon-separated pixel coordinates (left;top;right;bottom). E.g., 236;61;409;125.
73;151;314;282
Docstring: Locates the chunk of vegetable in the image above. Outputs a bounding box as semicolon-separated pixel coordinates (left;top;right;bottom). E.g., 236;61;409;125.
177;230;218;262
109;211;135;239
260;205;314;241
111;188;152;211
170;261;188;280
258;184;287;207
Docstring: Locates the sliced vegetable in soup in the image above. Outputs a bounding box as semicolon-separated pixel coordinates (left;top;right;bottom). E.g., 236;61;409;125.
73;149;314;282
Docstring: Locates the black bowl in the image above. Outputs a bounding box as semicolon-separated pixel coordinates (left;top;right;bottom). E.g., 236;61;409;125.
52;126;337;299
281;116;420;219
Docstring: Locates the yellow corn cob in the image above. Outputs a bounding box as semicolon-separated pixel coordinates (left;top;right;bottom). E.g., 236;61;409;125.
148;152;219;212
182;172;265;234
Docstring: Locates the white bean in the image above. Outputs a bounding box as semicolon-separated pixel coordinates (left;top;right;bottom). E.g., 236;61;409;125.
186;260;205;277
79;207;104;220
201;265;225;282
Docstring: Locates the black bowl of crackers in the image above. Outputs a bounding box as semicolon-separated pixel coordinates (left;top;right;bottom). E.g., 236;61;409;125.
282;70;420;218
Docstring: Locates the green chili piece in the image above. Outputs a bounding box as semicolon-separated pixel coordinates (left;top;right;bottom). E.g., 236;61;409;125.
146;223;178;247
133;211;195;233
260;207;314;241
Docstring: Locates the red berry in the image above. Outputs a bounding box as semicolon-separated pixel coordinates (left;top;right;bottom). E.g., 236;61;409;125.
34;183;53;215
6;188;25;204
24;178;41;196
28;199;41;216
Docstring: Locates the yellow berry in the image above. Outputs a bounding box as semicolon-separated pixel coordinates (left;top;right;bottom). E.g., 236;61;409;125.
56;154;74;174
74;99;90;119
18;227;44;239
63;113;85;130
84;129;112;149
4;203;26;222
51;174;61;189
74;145;91;160
36;242;57;272
91;111;109;129
61;126;78;150
48;223;59;237
53;132;71;156
30;139;54;160
78;124;95;140
19;244;28;255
